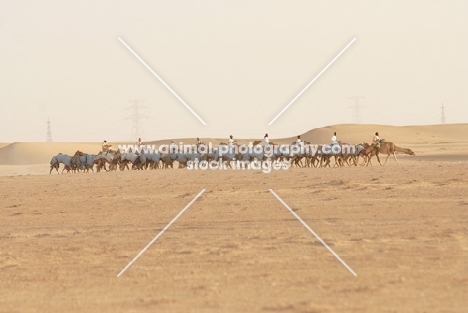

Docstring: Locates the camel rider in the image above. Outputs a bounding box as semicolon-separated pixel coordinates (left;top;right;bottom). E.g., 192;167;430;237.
263;133;270;146
331;132;338;145
102;140;112;153
373;132;381;148
296;135;303;146
137;138;144;148
170;140;177;153
228;135;237;147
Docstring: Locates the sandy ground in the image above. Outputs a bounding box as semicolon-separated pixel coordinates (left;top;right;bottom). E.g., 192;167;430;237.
1;125;467;312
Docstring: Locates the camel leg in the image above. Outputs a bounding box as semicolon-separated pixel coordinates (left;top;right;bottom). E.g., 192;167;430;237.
382;154;390;166
50;164;58;174
324;157;330;168
333;156;339;167
290;157;296;168
343;156;349;166
297;158;303;168
393;153;399;165
320;156;327;168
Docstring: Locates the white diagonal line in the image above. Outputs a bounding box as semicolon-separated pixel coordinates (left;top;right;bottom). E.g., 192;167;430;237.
268;38;356;125
269;189;357;276
118;37;207;125
117;189;206;277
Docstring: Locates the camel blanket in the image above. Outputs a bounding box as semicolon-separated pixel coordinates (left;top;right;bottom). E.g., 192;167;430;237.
50;153;72;167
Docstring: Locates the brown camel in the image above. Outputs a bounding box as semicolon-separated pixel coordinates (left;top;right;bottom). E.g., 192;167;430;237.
364;141;415;166
351;143;374;166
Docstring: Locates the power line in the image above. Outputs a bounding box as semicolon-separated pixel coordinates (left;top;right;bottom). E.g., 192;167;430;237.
347;96;366;123
125;99;148;141
46;117;52;142
440;103;446;124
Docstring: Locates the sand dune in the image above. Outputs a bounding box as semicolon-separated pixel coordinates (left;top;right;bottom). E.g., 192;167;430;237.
0;142;103;165
0;124;467;166
298;123;468;145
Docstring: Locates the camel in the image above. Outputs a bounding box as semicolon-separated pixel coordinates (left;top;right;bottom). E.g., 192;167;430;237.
215;143;239;169
119;152;141;170
304;153;320;168
358;143;379;166
160;153;177;169
144;152;162;170
335;143;359;167
299;145;316;168
71;150;99;172
317;145;341;168
364;141;415;166
95;150;120;172
286;142;311;168
49;153;74;174
343;143;370;166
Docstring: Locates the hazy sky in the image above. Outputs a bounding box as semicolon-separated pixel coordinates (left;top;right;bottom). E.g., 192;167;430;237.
1;1;467;142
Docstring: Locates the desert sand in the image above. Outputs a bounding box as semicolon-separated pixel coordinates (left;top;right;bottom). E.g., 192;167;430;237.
0;124;467;312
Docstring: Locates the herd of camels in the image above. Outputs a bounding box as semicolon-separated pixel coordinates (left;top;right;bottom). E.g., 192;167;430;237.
49;139;415;174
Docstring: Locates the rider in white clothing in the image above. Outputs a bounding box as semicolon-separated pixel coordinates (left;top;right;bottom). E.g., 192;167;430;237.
264;133;270;146
373;132;381;148
296;135;303;146
228;135;236;147
331;132;338;145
